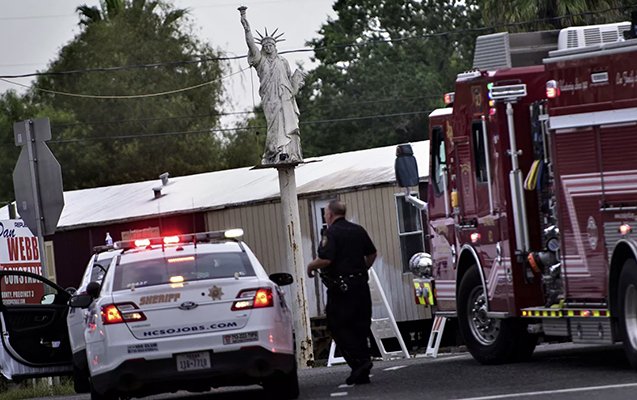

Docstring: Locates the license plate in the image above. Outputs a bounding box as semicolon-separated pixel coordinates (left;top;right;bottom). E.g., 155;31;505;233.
223;331;258;345
175;351;211;372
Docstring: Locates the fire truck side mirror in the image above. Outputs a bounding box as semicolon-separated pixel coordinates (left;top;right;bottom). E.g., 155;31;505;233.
395;144;419;188
409;252;433;278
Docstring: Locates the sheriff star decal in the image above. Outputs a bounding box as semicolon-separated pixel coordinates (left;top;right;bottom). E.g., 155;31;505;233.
208;285;224;300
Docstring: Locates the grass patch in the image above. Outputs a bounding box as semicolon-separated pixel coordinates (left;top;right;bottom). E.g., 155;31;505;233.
0;377;75;400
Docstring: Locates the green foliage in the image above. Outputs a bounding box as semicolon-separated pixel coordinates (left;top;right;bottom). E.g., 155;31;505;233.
29;0;226;191
479;0;637;31
0;91;71;203
295;0;482;157
222;107;267;168
0;377;74;400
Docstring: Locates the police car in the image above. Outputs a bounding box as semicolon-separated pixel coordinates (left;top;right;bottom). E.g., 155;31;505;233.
67;246;123;393
68;229;298;400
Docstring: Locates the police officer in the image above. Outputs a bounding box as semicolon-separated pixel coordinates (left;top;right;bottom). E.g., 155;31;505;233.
307;200;377;385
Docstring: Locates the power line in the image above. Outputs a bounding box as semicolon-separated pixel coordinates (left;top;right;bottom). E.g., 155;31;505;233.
0;13;76;21
0;109;432;147
0;6;631;80
0;66;248;99
0;0;313;21
46;94;439;129
51;110;255;129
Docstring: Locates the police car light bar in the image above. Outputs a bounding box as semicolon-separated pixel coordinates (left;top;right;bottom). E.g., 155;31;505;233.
489;83;527;101
114;229;245;250
93;244;115;253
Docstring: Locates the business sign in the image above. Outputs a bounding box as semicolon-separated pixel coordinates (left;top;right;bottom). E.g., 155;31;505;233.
0;219;45;304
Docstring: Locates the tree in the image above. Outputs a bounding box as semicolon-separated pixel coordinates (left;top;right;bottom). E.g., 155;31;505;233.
222;107;267;169
295;0;482;157
0;91;75;204
30;0;227;191
0;91;32;204
479;0;637;31
77;0;126;25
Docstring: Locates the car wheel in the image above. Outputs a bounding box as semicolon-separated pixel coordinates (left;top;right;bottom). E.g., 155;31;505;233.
458;267;536;364
72;364;90;393
262;363;299;400
618;259;637;369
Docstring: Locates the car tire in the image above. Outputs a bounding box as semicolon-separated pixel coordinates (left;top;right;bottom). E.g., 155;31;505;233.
73;364;91;393
262;363;299;400
458;267;536;364
618;259;637;369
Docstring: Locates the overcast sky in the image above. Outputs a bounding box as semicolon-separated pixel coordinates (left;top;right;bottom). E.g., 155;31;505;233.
0;0;337;124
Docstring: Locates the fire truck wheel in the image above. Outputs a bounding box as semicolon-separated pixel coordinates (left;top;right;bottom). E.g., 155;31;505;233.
618;259;637;369
458;267;534;364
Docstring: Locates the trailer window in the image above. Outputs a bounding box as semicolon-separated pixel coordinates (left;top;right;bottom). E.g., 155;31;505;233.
472;121;488;183
431;126;446;195
395;193;425;273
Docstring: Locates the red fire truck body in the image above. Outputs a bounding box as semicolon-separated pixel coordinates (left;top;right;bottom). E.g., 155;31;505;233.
418;22;637;366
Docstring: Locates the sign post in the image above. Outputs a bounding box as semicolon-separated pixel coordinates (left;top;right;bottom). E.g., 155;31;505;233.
277;166;314;368
12;118;64;280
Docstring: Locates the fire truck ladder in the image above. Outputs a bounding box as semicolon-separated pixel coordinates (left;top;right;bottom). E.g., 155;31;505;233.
327;267;411;366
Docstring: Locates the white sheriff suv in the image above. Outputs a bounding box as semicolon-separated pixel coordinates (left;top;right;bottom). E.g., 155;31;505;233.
69;229;298;400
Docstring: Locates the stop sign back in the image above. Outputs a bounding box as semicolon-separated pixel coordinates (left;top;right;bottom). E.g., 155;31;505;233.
12;119;64;236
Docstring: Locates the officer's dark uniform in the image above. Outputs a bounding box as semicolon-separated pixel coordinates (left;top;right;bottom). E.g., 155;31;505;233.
318;216;376;379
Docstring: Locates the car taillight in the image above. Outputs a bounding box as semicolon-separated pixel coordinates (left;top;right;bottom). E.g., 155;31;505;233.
101;303;147;325
231;288;273;311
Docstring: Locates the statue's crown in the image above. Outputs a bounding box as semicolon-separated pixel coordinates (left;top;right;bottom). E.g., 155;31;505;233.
256;27;285;45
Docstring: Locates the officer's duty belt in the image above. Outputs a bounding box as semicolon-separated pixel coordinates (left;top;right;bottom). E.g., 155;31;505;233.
320;271;367;292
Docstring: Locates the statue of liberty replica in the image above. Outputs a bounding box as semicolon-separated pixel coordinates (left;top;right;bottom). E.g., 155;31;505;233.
239;6;305;165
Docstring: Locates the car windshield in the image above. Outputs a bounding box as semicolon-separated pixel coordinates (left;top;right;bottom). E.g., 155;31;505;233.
112;252;255;291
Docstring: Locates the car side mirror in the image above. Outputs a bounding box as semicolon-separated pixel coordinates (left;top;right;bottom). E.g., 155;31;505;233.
69;294;93;309
269;272;293;286
395;143;428;211
86;281;101;298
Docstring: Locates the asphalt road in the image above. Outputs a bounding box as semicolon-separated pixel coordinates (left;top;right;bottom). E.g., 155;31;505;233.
32;343;637;400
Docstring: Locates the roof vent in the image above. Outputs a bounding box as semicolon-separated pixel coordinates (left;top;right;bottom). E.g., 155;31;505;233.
557;22;630;50
473;32;512;70
152;187;162;199
472;30;559;70
159;172;170;186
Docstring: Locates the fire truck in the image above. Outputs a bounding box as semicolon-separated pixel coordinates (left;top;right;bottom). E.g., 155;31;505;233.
400;19;637;367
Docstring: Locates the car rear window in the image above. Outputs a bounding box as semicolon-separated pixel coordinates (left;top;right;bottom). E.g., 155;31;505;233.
90;254;119;283
112;252;255;291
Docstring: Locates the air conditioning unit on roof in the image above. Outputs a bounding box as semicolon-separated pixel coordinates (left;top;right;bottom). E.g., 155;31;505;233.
557;21;630;50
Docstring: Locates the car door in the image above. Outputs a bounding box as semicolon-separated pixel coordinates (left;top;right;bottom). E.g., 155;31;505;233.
0;270;72;380
67;250;120;358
